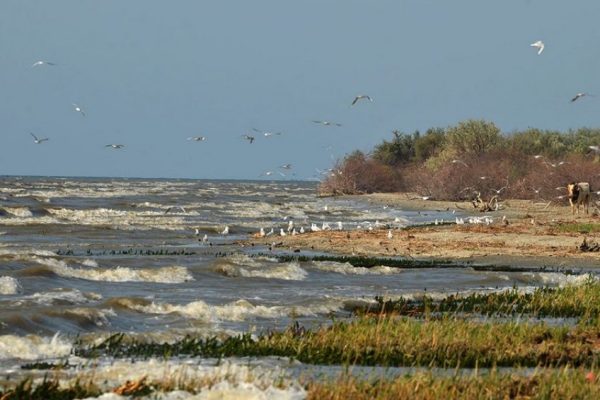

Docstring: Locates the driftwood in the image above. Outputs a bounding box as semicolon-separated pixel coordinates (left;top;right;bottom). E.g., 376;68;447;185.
580;238;600;252
471;193;499;212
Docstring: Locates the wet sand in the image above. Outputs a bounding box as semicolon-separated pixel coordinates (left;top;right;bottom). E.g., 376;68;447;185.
249;193;600;268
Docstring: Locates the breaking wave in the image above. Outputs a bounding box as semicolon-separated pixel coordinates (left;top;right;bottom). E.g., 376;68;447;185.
0;332;71;360
310;261;403;275
0;276;21;295
214;254;307;281
32;257;193;283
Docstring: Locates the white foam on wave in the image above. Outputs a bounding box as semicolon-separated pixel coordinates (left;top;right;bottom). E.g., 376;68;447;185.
45;208;190;230
310;261;402;275
117;298;342;322
0;332;71;360
0;276;21;295
0;248;58;258
215;254;307;281
21;288;102;306
75;359;305;400
1;207;33;217
33;257;193;283
82;258;99;268
522;272;597;287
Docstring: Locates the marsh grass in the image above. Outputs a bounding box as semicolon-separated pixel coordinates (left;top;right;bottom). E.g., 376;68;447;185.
366;279;600;319
555;223;600;234
74;316;600;368
273;254;456;269
306;368;600;400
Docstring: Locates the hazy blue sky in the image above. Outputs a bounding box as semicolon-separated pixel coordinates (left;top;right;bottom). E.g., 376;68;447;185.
1;1;600;179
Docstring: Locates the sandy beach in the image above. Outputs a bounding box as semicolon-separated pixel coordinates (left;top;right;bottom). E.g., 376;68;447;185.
249;193;600;268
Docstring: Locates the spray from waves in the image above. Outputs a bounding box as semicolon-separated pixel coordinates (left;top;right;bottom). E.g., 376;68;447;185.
0;276;21;295
1;207;33;217
213;254;307;281
520;272;597;287
310;261;403;275
0;332;71;360
45;308;116;328
19;288;102;306
32;257;193;284
109;297;345;323
74;359;305;400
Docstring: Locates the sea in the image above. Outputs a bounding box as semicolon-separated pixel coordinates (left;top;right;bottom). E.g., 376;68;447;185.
0;176;592;398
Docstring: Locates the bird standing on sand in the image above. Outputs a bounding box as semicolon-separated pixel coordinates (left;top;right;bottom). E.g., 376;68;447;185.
351;95;373;106
387;230;393;239
220;226;229;235
30;132;49;144
530;40;545;55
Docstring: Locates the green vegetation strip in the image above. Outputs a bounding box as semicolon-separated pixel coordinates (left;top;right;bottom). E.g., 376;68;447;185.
307;369;600;400
366;279;600;319
555;223;600;234
3;369;599;400
271;254;457;269
74;316;600;368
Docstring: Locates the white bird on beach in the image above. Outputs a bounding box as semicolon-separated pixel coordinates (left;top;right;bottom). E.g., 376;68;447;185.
29;132;49;144
351;95;373;106
32;60;56;67
259;227;266;237
220;226;229;235
311;223;321;232
105;144;125;149
265;228;274;237
72;103;85;117
322;222;331;231
337;221;343;231
287;220;294;233
187;136;206;142
280;228;287;237
387;230;393;239
530;40;545;55
299;226;305;234
292;228;297;236
202;234;208;243
194;228;200;236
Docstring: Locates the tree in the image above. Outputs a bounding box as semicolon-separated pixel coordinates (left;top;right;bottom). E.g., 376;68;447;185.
446;119;502;156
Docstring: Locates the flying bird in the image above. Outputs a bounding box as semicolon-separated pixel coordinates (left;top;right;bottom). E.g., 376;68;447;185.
490;187;507;195
187;136;206;142
351;95;373;106
279;164;292;170
588;145;600;154
252;128;281;137
571;93;591;102
30;132;48;144
451;159;469;167
312;120;342;127
72;103;85;117
31;60;56;67
530;40;544;55
105;144;125;149
242;135;255;143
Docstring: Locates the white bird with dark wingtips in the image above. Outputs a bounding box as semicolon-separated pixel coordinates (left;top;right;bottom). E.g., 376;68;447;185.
72;103;85;117
29;132;49;144
105;144;125;149
530;40;544;55
242;134;255;144
571;93;591;102
187;136;206;142
351;95;373;106
32;60;56;67
312;120;342;127
280;164;292;170
252;128;281;137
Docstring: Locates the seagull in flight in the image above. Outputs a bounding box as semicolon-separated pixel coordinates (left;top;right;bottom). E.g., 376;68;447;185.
242;134;255;144
72;103;85;117
31;60;56;67
530;40;544;55
105;144;125;149
312;120;342;127
571;93;592;102
588;145;600;154
279;163;292;170
30;132;49;144
351;95;373;106
252;128;282;137
187;136;206;142
451;159;469;167
261;170;286;177
490;187;507;195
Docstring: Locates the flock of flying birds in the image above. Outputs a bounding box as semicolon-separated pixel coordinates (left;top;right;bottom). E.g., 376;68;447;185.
28;59;376;178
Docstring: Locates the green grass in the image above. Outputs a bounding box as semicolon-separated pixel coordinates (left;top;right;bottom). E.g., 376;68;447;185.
365;279;600;319
555;223;600;234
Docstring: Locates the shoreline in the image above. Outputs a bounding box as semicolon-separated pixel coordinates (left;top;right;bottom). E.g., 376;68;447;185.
248;193;600;269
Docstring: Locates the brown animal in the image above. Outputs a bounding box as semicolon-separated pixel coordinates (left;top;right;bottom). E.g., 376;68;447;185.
566;182;591;214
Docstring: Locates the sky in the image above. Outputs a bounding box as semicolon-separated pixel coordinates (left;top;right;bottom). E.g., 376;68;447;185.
1;0;600;179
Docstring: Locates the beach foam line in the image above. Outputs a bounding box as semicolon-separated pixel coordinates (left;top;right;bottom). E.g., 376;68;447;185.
0;332;71;360
110;297;344;322
0;276;21;295
310;260;403;275
32;257;193;283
